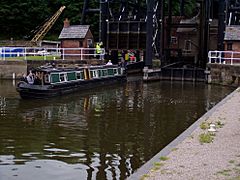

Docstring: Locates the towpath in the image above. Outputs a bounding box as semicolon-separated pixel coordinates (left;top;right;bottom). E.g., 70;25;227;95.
129;87;240;180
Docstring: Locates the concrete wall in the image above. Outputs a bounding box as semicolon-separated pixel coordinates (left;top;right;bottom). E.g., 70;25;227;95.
0;61;27;79
0;59;104;79
207;63;240;87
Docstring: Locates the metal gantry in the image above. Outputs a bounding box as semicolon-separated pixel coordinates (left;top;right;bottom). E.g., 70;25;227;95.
80;0;239;68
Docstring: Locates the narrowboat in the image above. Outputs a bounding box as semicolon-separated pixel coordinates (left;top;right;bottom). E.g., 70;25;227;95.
16;64;126;99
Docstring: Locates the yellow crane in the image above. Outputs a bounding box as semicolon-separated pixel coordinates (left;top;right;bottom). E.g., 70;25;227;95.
30;6;66;43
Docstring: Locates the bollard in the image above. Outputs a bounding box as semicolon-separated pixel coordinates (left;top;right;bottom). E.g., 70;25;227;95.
12;73;16;80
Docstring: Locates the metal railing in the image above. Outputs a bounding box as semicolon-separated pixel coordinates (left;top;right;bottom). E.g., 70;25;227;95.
208;50;240;65
0;47;105;61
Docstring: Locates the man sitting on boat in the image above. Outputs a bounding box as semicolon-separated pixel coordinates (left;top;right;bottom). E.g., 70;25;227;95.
27;71;35;84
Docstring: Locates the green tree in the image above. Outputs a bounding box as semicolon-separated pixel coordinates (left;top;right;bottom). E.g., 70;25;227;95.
0;0;198;40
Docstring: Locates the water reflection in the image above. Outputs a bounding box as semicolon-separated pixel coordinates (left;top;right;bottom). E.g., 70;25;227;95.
0;80;233;180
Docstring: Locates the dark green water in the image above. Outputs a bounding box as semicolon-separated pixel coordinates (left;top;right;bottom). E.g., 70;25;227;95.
0;79;233;180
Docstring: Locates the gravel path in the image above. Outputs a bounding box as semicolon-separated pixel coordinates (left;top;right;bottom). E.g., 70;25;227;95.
143;88;240;180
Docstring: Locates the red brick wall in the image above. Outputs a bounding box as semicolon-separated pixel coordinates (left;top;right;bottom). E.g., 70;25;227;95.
83;29;94;47
60;29;94;60
61;40;80;48
61;40;80;59
224;41;240;52
224;41;240;64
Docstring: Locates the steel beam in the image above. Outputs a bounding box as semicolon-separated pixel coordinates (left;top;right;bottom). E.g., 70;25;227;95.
218;0;225;51
145;0;154;67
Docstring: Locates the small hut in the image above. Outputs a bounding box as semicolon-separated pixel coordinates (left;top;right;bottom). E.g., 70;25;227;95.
224;26;240;51
59;18;94;59
224;26;240;63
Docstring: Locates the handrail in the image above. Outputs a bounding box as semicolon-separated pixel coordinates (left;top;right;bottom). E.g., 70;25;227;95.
208;50;240;65
0;47;105;61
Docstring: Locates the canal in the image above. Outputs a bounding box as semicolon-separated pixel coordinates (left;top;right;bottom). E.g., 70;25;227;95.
0;79;233;180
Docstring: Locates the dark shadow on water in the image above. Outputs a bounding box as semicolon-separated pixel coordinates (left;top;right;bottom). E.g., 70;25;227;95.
0;79;234;180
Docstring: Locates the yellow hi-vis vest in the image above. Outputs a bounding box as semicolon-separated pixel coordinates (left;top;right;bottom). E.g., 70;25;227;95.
96;44;101;54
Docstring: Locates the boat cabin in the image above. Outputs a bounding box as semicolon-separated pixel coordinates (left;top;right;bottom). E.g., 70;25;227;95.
32;65;123;85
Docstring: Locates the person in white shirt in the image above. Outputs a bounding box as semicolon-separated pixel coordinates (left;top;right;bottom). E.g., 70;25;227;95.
27;72;34;84
106;60;113;65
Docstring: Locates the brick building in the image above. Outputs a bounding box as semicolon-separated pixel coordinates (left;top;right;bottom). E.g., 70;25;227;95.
224;26;240;63
224;26;240;51
59;18;94;59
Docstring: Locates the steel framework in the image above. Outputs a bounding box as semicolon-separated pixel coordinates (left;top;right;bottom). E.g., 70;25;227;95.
80;0;238;68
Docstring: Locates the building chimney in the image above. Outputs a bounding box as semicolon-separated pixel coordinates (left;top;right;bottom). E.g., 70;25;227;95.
64;18;70;28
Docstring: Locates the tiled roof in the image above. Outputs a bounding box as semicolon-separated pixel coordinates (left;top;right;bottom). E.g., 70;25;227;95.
59;25;90;39
224;26;240;40
176;17;199;33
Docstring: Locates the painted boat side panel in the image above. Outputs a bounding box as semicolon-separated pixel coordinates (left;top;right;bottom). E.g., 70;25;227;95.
17;76;126;99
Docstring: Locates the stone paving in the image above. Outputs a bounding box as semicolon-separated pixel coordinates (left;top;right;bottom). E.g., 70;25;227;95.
144;87;240;180
128;87;240;180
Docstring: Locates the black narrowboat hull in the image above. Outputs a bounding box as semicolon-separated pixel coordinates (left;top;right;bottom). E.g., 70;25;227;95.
17;76;126;99
126;61;144;74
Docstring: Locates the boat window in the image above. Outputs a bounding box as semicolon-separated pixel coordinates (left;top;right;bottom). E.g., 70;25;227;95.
102;69;108;76
60;73;66;82
90;70;94;78
90;70;98;78
67;72;76;81
45;74;50;83
118;68;122;75
107;68;114;76
113;68;118;75
94;70;99;78
76;71;84;80
98;70;102;77
51;74;60;83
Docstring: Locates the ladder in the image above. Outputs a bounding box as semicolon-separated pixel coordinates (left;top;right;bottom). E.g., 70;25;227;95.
30;6;66;43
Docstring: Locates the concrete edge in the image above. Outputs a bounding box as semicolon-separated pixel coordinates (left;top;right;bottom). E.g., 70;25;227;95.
127;87;240;180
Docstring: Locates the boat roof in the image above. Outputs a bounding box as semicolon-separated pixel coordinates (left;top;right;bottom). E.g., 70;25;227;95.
33;64;120;73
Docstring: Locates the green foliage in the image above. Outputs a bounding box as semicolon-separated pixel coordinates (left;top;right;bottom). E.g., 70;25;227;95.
152;162;164;171
160;156;169;161
171;147;178;151
217;169;232;176
200;121;209;130
216;121;224;128
0;0;83;40
0;0;198;40
229;160;235;164
140;174;150;180
199;133;214;144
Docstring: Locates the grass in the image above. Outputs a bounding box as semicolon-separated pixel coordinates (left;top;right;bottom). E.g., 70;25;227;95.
233;167;240;174
140;174;150;180
230;176;240;180
200;121;209;130
2;55;61;61
151;162;164;171
199;133;214;144
229;160;235;164
216;121;224;128
171;148;178;152
217;169;232;176
160;156;169;161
